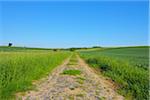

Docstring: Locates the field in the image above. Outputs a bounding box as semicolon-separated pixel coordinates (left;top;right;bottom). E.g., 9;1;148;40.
0;47;70;99
0;46;149;99
79;46;149;99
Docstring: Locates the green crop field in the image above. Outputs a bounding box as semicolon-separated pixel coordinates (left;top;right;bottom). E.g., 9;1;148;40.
79;46;149;99
0;47;70;99
0;46;149;99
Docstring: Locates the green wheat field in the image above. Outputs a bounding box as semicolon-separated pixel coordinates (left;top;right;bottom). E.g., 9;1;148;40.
0;46;149;99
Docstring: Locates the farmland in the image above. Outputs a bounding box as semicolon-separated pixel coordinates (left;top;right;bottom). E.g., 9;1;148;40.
0;47;70;99
79;46;149;99
0;46;149;99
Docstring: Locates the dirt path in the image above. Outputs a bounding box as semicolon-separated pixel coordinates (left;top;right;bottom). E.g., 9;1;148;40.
17;54;124;100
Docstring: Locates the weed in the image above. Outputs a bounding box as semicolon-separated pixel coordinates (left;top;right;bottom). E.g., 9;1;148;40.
62;70;81;76
76;93;84;97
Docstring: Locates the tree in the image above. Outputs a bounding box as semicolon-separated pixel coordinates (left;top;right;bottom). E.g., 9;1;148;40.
53;49;58;52
69;48;76;51
8;43;12;47
92;46;102;48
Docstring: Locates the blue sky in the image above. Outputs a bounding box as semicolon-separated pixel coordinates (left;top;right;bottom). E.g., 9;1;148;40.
0;0;149;48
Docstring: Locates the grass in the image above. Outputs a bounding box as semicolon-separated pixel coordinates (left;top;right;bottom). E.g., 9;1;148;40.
0;49;70;99
62;70;81;76
0;46;52;52
76;93;84;97
79;46;149;100
76;76;85;81
76;77;85;84
67;53;78;65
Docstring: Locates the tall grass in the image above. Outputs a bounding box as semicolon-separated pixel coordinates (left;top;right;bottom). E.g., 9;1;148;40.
0;51;70;99
79;47;149;99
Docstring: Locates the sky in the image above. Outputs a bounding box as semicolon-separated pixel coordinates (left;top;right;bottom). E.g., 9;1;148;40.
0;0;149;48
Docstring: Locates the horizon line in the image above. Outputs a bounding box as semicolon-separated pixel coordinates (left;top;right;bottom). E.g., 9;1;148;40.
0;45;149;49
